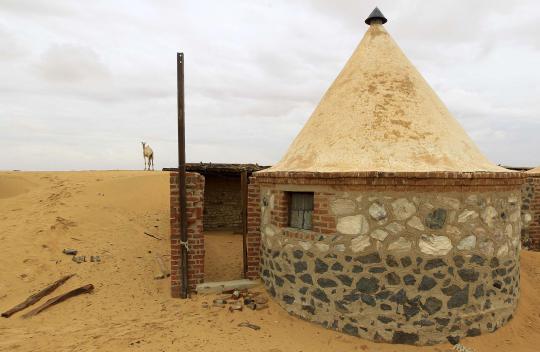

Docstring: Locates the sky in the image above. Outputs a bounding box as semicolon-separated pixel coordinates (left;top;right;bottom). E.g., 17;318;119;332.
1;0;539;171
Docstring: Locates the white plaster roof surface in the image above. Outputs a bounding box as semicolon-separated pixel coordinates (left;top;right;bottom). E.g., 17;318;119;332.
267;22;507;173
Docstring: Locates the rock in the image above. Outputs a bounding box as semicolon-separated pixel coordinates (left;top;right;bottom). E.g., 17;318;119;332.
407;216;424;231
361;294;376;306
474;284;484;298
388;237;412;252
293;250;303;259
294;261;307;273
370;229;389;241
457;268;479;282
391;198;416;220
447;285;469;309
419;235;452;255
386;222;405;234
479;240;495;256
403;274;416;285
331;262;343;271
330;198;356;216
337;215;369;235
422;297;442;315
300;273;313;284
315;243;330;252
317;278;337;288
437;196;460;210
377;315;394;324
457;235;476;250
481;206;498;227
392;331;419;345
356;277;380;294
424;258;447;270
453;255;465;268
282;295;295;304
312;288;329;303
469;255;485;266
274;276;284;287
419;276;437;291
369;267;386;273
298;241;312;251
355;252;381;264
284;274;296;283
381;303;392;311
386;255;399;267
386;272;401;285
458;210;478;223
342;324;358;336
400;256;412;267
369;202;387;221
351;235;371;252
497;244;509;257
334;244;346;252
337;274;353;287
315;258;328;274
425;208;447;229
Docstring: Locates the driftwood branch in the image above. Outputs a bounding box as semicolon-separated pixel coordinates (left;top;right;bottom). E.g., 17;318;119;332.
144;231;162;240
22;284;94;318
1;274;75;318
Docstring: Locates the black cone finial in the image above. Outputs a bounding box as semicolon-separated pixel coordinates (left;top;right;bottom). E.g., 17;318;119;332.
365;7;387;25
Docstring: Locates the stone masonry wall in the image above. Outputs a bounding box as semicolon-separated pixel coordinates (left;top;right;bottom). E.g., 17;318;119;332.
258;184;521;345
170;172;205;297
203;174;242;231
521;176;540;250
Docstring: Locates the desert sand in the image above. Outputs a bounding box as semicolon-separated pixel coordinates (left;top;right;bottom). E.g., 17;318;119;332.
1;171;539;352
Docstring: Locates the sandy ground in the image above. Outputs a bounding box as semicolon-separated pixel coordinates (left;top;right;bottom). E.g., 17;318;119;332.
204;230;244;282
1;171;540;352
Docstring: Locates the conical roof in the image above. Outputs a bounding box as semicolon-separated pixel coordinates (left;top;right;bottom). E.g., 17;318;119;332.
267;13;506;173
526;166;540;174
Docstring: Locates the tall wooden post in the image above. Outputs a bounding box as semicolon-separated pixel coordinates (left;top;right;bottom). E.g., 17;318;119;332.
177;52;188;299
241;170;248;278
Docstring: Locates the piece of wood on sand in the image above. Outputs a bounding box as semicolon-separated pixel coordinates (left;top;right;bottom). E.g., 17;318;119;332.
144;231;162;240
1;274;75;318
22;284;94;319
153;255;170;279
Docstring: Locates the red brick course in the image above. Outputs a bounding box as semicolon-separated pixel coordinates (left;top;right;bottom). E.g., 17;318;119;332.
170;172;205;297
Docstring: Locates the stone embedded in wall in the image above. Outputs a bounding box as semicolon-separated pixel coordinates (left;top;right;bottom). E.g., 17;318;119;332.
391;198;416;220
419;235;452;255
337;215;369;235
315;243;330;252
479;240;495;256
369;202;387;221
497;244;509;257
457;235;476;251
351;235;371;252
331;198;357;216
407;216;424;231
370;229;389;242
425;208;447;229
482;206;498;227
388;237;412;252
458;210;478;223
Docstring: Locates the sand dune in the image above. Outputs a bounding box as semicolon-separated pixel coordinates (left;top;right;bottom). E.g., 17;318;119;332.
0;171;539;352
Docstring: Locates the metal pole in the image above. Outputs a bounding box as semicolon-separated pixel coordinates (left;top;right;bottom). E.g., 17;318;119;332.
177;52;188;299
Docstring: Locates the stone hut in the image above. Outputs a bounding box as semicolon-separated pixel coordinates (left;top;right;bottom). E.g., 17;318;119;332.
521;166;540;250
248;8;524;345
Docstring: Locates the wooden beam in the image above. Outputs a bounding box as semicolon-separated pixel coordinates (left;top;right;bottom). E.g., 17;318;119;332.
241;170;248;278
22;284;94;318
1;274;74;318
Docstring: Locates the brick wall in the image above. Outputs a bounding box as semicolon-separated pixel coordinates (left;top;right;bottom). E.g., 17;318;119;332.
246;181;261;280
522;176;540;250
170;172;205;297
312;192;336;234
203;174;242;231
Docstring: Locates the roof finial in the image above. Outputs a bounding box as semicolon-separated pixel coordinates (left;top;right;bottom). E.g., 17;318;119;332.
365;7;387;25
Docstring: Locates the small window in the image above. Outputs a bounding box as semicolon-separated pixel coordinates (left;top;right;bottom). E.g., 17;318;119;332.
288;192;314;230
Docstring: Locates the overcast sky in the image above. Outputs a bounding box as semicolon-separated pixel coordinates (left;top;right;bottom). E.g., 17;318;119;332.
1;0;539;171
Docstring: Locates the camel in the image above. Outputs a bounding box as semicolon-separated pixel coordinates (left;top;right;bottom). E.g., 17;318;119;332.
141;142;154;171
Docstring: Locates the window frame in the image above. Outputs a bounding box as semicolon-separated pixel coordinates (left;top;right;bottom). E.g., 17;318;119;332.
287;192;314;230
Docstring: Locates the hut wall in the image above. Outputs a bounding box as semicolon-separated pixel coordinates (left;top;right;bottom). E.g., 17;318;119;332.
203;174;242;231
170;172;205;296
253;175;521;345
521;176;540;250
